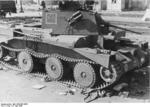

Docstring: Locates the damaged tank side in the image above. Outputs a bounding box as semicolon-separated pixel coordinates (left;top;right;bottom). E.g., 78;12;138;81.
0;1;149;90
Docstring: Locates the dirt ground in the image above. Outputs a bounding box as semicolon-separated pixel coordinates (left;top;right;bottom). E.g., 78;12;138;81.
0;65;149;103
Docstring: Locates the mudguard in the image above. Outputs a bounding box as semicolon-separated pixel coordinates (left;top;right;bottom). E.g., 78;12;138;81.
74;48;111;68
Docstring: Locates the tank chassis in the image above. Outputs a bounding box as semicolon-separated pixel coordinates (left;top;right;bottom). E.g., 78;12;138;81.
0;6;149;91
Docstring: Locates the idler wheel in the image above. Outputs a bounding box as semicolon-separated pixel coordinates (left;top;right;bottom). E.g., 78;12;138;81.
73;63;96;88
45;57;63;81
100;65;117;83
18;51;34;73
0;46;3;59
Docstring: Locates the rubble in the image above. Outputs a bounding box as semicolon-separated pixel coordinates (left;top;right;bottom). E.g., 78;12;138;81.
84;90;106;103
105;90;116;97
32;84;46;90
135;90;145;96
69;88;77;94
3;56;12;61
113;83;128;92
84;91;99;103
0;66;3;70
0;65;8;71
119;91;129;98
81;88;106;103
58;92;68;96
142;9;150;22
67;90;75;95
41;76;51;82
58;88;77;96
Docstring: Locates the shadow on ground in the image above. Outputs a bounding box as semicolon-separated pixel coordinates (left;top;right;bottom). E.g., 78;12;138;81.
120;66;150;100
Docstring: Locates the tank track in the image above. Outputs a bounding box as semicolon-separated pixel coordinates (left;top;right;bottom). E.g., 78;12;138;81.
0;45;115;91
0;36;122;92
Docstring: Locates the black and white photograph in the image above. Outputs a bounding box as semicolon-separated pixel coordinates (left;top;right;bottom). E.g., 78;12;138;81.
0;0;150;104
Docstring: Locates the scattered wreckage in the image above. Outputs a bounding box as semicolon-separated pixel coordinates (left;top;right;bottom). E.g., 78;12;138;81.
0;1;149;102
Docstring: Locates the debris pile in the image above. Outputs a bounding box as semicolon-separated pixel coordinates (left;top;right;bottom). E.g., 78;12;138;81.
32;84;46;90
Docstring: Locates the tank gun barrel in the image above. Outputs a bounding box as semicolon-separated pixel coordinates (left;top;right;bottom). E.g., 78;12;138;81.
108;24;142;35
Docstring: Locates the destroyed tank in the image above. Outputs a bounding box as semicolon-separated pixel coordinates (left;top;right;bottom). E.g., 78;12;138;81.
0;1;149;89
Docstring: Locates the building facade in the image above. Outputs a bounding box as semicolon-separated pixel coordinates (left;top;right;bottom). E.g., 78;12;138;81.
98;0;150;11
15;0;150;12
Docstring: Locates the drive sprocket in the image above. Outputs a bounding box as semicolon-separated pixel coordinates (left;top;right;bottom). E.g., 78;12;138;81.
99;66;117;83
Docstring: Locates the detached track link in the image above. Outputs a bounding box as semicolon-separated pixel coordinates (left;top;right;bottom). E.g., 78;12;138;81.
0;42;113;91
0;60;22;72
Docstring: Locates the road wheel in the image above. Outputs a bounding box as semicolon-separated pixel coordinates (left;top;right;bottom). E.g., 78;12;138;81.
18;51;34;73
45;57;63;81
73;63;96;88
